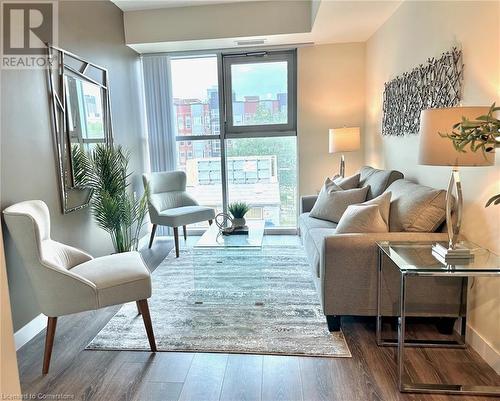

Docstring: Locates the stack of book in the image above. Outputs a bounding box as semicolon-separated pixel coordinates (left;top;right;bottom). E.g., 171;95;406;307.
432;242;474;265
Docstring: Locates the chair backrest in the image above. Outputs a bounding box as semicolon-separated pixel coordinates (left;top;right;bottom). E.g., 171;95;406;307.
2;200;96;316
143;171;187;194
142;171;198;219
3;200;52;273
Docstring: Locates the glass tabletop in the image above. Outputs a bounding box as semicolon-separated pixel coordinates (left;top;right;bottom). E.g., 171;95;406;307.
377;241;500;274
194;220;265;248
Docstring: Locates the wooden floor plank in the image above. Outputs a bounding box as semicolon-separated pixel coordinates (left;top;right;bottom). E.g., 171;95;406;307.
145;352;195;383
220;354;263;401
177;353;228;401
132;381;184;401
299;357;336;401
86;361;149;401
262;355;303;401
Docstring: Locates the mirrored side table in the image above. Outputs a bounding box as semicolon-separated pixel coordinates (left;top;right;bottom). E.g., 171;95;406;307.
376;241;500;396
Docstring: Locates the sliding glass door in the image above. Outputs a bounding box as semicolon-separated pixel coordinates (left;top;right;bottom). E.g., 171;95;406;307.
169;50;297;230
223;51;297;228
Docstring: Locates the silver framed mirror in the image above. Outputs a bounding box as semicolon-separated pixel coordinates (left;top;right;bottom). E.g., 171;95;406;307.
47;45;113;213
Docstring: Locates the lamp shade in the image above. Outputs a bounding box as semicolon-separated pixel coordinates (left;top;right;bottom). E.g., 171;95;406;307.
329;127;361;153
418;107;494;166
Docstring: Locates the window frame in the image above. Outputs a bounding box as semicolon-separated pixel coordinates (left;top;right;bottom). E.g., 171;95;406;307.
164;49;298;233
222;50;297;139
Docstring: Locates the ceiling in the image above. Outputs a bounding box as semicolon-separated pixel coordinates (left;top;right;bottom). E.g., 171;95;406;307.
111;0;402;53
311;1;401;44
113;0;259;11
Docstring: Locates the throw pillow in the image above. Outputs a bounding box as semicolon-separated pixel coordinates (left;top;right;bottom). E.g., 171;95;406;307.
335;192;392;233
317;177;343;196
361;191;392;225
335;204;388;233
333;173;360;190
310;184;369;223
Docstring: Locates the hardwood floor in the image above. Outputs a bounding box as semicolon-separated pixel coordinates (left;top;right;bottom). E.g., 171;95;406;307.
16;236;499;401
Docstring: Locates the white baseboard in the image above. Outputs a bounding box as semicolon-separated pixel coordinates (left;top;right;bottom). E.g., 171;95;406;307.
14;314;46;351
467;323;500;374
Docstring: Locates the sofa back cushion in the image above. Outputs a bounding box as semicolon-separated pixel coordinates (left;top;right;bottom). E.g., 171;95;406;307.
359;166;403;200
386;179;446;232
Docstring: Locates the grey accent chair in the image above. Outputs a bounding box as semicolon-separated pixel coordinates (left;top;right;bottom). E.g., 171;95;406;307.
142;171;215;257
2;200;157;374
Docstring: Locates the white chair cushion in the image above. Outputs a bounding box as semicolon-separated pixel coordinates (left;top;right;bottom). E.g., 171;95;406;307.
156;205;215;227
71;251;151;308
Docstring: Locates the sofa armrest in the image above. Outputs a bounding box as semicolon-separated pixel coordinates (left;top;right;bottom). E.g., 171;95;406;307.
300;195;318;213
320;232;464;316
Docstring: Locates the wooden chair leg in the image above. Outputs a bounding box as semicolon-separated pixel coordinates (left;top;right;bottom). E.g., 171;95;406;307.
208;219;213;226
148;224;157;249
137;299;157;352
183;225;187;241
42;317;57;374
136;301;142;315
173;227;180;258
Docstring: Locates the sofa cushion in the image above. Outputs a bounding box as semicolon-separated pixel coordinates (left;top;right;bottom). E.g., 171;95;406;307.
310;185;369;223
386;179;447;232
299;212;338;232
299;213;337;277
359;166;403;200
306;228;337;278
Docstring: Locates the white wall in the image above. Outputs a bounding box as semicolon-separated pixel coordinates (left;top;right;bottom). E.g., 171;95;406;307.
298;43;365;197
365;0;500;368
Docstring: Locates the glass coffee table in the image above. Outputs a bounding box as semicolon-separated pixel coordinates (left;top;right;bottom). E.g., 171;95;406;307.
376;241;500;396
194;220;265;248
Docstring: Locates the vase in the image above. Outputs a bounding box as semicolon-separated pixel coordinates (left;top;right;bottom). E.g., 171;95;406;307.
232;217;246;228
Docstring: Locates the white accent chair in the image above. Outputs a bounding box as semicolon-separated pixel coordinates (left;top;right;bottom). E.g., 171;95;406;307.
2;200;157;374
143;171;215;257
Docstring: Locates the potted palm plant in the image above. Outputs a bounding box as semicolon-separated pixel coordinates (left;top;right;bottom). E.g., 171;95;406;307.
228;201;250;228
82;144;148;253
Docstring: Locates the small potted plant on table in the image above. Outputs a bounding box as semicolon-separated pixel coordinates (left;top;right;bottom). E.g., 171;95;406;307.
228;201;250;228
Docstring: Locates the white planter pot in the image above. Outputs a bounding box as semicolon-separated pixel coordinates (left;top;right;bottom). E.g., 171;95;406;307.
232;217;246;228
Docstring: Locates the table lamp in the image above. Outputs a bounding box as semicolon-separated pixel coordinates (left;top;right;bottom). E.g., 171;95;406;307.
418;107;494;257
329;127;360;177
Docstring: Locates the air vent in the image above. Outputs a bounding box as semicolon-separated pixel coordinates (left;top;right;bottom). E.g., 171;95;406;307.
235;39;266;46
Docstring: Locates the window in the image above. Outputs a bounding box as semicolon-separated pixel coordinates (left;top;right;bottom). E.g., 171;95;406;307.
171;56;223;226
223;51;296;137
171;56;220;137
226;136;297;228
168;50;297;231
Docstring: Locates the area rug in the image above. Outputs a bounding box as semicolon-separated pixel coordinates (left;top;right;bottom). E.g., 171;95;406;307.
86;246;351;357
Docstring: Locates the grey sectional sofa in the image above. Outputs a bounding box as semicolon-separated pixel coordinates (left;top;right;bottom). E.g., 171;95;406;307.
300;166;464;331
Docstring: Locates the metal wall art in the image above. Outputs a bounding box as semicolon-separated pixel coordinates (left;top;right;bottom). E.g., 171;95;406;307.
382;47;463;136
47;45;113;213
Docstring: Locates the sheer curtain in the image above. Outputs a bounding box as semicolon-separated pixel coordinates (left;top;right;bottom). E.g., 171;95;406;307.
142;55;176;236
142;55;176;173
